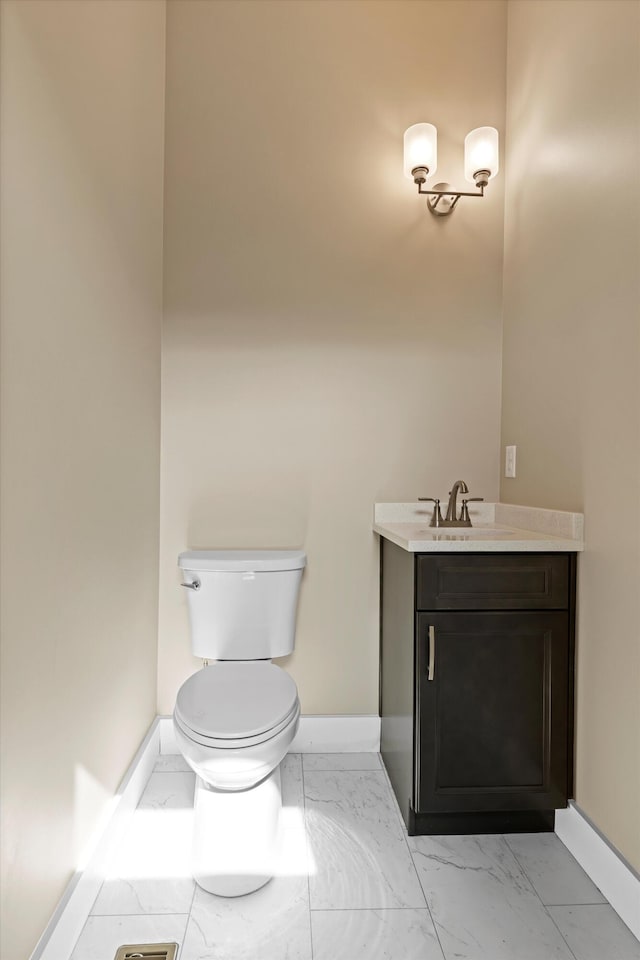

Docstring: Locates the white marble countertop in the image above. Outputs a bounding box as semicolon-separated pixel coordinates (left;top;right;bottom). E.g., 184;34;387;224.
374;502;584;553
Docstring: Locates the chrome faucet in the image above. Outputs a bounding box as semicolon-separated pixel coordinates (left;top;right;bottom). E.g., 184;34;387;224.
419;480;483;527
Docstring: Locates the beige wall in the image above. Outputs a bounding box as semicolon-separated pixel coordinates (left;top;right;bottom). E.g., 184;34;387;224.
501;0;640;868
0;2;166;957
7;1;636;952
159;0;507;715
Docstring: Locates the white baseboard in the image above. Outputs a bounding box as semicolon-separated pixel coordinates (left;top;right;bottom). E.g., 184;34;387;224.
159;714;381;754
30;718;161;960
289;714;381;752
556;802;640;940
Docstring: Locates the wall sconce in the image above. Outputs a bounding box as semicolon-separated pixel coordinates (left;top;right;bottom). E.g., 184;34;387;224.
404;123;499;217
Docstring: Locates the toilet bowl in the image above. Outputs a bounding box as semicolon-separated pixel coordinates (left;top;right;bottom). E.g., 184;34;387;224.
174;661;301;791
173;549;306;897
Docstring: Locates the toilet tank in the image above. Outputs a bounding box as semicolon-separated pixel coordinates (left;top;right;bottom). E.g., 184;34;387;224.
178;549;306;660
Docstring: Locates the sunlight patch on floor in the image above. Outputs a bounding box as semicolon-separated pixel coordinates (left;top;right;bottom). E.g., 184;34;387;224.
101;803;316;881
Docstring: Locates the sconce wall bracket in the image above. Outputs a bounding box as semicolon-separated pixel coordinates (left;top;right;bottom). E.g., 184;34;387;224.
412;166;490;217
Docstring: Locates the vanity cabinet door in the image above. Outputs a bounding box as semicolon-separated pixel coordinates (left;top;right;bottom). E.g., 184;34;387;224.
415;611;569;815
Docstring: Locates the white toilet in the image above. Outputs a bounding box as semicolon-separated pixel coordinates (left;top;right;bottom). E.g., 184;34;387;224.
173;548;306;897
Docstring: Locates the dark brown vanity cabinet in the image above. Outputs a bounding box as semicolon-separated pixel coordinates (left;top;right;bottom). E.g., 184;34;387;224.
380;544;577;835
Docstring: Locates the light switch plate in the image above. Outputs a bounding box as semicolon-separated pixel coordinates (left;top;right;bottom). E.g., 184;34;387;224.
505;445;517;478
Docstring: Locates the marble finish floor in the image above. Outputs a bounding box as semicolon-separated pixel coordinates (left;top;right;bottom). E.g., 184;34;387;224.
70;754;640;960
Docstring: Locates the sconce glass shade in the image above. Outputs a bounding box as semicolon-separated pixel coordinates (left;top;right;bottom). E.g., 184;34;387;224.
464;126;499;183
404;123;437;180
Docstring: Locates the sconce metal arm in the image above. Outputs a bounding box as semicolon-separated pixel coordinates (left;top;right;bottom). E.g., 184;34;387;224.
411;166;490;217
416;183;486;200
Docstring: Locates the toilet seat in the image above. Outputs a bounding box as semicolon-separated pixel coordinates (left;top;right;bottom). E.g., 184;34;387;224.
175;661;299;747
174;699;300;750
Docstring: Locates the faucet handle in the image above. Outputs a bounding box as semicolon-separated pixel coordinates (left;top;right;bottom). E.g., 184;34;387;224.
460;497;484;524
418;497;444;527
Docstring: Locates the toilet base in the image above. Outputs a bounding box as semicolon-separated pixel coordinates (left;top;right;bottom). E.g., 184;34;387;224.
192;765;282;897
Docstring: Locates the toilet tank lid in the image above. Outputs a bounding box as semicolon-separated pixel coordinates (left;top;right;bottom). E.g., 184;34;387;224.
178;549;307;572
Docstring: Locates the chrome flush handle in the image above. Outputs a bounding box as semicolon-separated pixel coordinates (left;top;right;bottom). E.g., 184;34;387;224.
181;579;201;591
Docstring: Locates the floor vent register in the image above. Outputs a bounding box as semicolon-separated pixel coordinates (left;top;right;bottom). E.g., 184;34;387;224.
113;944;179;960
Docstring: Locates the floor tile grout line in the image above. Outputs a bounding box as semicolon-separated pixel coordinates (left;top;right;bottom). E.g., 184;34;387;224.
89;773;195;925
378;758;430;906
184;829;199;937
67;911;92;959
503;834;579;960
378;756;447;960
377;757;411;836
151;769;192;774
308;906;443;913
299;754;315;960
88;772;159;922
504;833;608;903
546;901;620;908
301;757;382;774
179;910;191;956
305;753;444;924
179;897;196;952
185;772;198;921
301;767;381;772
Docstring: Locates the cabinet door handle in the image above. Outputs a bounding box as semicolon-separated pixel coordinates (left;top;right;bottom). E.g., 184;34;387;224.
428;625;435;681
